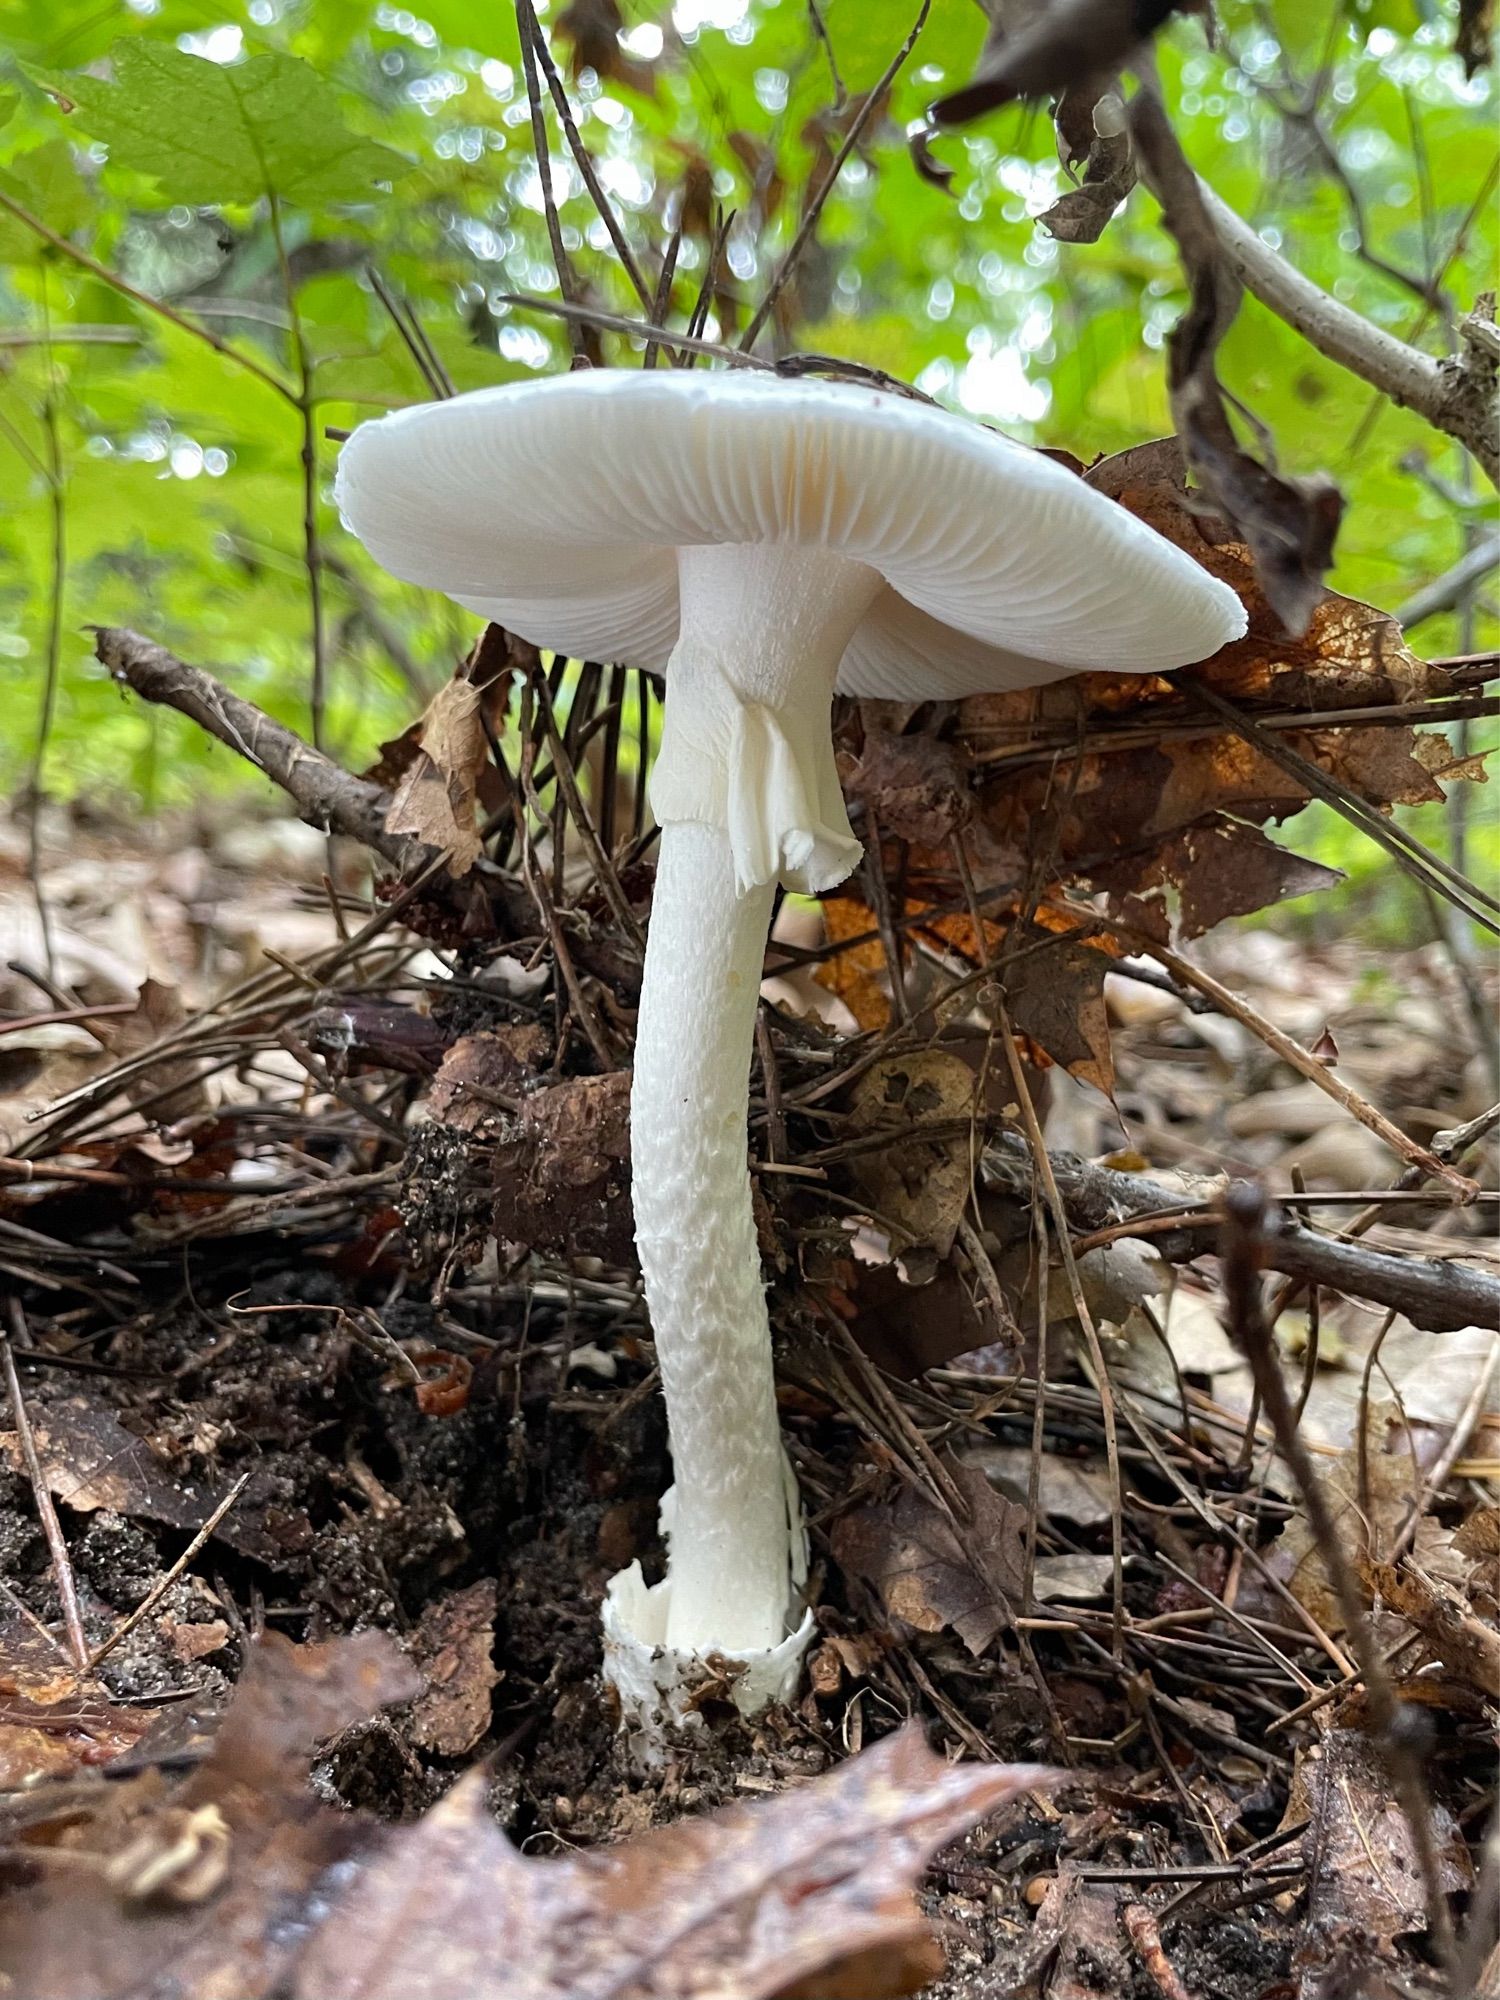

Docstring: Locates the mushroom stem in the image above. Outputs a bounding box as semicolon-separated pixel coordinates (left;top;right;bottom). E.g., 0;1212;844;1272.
604;544;883;1731
630;819;788;1651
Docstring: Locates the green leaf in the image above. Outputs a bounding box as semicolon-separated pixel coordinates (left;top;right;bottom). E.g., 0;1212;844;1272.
0;138;91;256
33;41;409;207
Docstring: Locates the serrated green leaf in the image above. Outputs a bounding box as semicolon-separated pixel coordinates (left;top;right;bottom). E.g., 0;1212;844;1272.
33;41;409;207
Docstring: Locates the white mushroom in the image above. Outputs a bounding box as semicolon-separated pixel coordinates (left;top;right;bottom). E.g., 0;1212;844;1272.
335;369;1247;1750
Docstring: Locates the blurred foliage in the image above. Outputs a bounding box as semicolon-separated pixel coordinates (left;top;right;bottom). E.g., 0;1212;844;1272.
0;0;1494;934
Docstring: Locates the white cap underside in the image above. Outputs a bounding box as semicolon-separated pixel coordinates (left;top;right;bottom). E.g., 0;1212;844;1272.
334;368;1247;696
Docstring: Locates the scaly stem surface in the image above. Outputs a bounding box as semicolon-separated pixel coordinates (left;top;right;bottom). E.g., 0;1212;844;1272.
631;820;786;1650
627;543;881;1658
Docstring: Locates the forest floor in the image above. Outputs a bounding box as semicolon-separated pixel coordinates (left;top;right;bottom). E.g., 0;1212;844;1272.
0;789;1497;2000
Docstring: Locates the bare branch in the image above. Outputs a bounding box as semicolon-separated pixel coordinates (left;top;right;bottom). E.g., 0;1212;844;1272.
1199;181;1499;485
982;1134;1500;1334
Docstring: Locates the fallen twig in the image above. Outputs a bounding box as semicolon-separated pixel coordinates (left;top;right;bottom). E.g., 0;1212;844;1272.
981;1135;1499;1333
2;1297;89;1671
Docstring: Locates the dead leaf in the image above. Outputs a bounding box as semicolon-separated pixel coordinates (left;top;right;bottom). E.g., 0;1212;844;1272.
846;1050;977;1257
492;1071;633;1263
385;679;489;877
1288;1727;1472;1965
0;1386;278;1563
1453;1506;1500;1559
0;1632;421;2000
1025;1868;1131;1999
1091;816;1342;942
168;1619;232;1664
1267;1397;1464;1631
845;725;971;847
1040;78;1136;244
836;1259;989;1380
294;1726;1055;2000
428;1024;550;1133
0;1631;157;1789
832;1458;1026;1654
407;1580;500;1758
95;978;205;1115
1360;1558;1500;1699
964;1444;1116;1528
1003;917;1116;1096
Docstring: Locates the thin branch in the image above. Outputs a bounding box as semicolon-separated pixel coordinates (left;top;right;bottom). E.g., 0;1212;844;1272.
495;292;769;368
981;1133;1500;1334
368;267;453;400
0;186;297;406
3;1299;89;1672
0;326;142;348
93;629;428;873
1395;534;1500;629
88;1474;252;1672
1198;180;1498;485
515;0;587;360
521;3;656;318
26;375;64;981
739;0;930;353
268;194;328;754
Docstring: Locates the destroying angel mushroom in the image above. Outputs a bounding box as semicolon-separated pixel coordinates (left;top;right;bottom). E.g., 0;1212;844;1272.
335;368;1246;1751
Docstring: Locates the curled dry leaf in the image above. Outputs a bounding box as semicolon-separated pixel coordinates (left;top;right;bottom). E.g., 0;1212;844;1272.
932;0;1192;127
1040;79;1136;244
384;678;490;877
907;124;955;193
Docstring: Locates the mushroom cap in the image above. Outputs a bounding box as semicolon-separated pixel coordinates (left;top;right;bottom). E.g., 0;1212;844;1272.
335;368;1246;696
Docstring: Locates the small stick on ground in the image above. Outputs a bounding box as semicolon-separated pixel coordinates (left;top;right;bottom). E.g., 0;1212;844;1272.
2;1296;89;1671
1124;1899;1200;2000
89;1474;251;1672
1092;911;1476;1198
